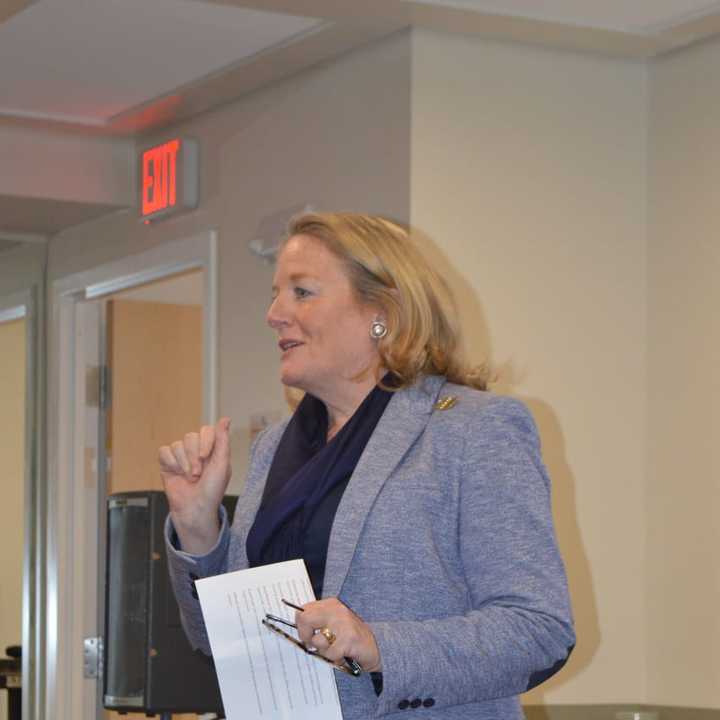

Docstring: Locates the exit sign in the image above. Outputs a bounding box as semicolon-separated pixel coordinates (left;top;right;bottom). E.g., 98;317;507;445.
139;138;199;222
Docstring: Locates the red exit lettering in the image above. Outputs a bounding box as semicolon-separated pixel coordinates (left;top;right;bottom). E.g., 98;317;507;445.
142;139;180;216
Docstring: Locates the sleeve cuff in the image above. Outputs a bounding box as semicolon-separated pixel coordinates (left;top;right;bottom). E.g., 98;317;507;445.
164;505;230;574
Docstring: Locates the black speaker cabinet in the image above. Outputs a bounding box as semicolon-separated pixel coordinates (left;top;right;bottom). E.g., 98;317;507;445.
104;490;236;715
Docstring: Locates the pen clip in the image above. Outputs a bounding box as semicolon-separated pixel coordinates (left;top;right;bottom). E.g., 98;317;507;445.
281;598;304;612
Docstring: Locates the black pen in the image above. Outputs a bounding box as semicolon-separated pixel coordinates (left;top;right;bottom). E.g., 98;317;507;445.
282;598;363;676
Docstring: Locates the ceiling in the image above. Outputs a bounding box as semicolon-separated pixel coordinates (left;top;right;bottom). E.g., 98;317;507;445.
3;0;720;242
409;0;720;33
0;0;321;127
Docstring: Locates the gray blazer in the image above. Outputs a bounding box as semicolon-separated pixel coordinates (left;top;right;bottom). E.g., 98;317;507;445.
166;375;575;719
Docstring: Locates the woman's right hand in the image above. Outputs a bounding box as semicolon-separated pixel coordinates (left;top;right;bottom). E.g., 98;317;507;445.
159;417;232;555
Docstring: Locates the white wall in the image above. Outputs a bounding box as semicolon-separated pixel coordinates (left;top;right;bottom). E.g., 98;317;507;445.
0;242;46;297
0;125;132;205
410;29;648;705
49;31;411;485
646;37;720;709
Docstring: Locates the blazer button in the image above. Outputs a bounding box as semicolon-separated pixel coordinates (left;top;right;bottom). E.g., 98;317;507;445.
410;699;422;709
423;698;435;708
397;700;410;710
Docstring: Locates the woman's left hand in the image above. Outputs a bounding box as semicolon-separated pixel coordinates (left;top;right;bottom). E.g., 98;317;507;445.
295;598;382;673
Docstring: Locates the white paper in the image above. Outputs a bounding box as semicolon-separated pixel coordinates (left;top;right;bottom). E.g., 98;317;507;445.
196;559;344;720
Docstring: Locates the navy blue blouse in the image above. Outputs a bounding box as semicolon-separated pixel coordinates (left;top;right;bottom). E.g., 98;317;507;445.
246;379;394;598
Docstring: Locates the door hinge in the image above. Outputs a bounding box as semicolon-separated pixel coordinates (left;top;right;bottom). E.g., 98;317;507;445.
99;365;112;411
83;636;103;679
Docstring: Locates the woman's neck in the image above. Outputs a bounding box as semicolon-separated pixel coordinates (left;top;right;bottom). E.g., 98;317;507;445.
324;394;368;440
322;368;386;440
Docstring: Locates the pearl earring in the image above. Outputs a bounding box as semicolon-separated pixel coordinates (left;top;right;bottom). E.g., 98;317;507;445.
370;320;388;339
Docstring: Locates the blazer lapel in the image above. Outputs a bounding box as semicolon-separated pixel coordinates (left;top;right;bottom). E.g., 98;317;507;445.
322;375;447;598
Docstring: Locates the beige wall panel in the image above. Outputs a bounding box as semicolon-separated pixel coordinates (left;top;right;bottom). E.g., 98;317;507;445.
647;36;720;709
0;318;25;720
410;29;647;704
108;299;203;493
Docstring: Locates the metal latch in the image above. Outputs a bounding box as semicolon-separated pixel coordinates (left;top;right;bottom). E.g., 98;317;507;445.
83;636;103;679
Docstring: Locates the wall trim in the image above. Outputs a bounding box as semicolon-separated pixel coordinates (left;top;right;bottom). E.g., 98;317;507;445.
524;705;720;720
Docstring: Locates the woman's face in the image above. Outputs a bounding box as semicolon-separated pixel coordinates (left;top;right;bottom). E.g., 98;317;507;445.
267;234;381;402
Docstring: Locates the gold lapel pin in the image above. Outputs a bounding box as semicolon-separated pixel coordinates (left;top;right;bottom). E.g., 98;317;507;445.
433;395;458;411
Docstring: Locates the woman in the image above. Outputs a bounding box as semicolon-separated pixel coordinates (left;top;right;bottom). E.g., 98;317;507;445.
161;212;575;719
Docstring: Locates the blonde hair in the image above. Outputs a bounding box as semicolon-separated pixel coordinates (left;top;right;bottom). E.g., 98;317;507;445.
286;211;489;391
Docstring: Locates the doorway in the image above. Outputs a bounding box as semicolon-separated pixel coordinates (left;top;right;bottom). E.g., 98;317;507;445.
0;285;42;720
107;270;204;496
103;270;204;720
47;231;217;720
0;314;25;720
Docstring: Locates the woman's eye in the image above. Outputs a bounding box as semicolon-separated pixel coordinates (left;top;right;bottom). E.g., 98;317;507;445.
294;287;311;299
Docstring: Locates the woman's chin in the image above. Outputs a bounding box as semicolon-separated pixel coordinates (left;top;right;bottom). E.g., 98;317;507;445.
279;368;303;390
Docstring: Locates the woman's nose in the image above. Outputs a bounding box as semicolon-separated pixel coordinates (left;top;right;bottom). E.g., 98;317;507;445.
266;296;289;329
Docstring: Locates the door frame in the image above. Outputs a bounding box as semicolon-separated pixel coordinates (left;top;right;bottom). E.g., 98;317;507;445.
46;230;218;720
0;287;42;720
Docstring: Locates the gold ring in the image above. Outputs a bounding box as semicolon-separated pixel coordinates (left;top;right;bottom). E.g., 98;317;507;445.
320;626;336;646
